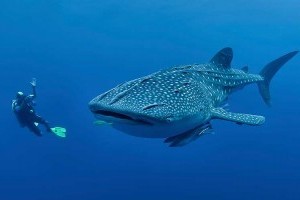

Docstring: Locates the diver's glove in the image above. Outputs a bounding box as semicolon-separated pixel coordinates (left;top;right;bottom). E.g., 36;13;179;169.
30;78;36;87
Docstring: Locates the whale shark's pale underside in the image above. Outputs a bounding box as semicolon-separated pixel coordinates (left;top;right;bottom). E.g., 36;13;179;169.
89;48;298;147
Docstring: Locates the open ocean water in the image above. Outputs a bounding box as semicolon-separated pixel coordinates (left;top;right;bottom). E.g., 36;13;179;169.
0;0;300;199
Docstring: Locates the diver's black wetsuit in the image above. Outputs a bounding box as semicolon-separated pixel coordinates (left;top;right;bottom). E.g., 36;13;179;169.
12;80;51;136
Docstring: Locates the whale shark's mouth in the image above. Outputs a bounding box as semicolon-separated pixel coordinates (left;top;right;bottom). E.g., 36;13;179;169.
92;110;153;125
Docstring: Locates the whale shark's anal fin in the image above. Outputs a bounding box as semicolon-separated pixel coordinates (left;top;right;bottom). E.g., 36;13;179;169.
211;108;265;126
164;123;213;147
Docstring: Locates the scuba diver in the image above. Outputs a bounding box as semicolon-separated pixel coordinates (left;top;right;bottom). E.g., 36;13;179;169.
12;78;66;137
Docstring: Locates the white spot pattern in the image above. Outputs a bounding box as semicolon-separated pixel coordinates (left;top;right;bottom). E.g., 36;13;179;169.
90;62;265;124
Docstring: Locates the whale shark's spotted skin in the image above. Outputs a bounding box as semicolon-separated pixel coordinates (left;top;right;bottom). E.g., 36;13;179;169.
89;48;298;147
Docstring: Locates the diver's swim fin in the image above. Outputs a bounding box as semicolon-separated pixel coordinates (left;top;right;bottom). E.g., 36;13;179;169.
51;127;67;138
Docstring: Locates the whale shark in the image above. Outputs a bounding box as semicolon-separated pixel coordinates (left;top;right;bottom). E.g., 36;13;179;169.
89;47;298;147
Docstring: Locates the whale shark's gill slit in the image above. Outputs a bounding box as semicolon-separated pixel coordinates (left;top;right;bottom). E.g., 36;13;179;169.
98;88;114;101
109;89;131;105
140;75;155;84
109;80;143;105
142;103;166;111
93;110;153;125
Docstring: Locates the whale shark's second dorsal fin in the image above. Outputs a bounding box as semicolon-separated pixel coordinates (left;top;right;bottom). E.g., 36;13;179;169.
210;47;233;69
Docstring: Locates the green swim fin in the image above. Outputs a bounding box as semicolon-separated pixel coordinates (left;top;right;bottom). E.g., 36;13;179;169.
51;127;67;138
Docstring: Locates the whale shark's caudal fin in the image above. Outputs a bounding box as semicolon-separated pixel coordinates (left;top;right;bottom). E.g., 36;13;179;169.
258;51;298;106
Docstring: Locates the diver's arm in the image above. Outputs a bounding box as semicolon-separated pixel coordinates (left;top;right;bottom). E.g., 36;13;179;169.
30;78;37;98
32;86;36;98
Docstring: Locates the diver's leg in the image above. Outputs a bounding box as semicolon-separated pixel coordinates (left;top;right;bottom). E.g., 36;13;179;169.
27;123;42;136
33;114;51;132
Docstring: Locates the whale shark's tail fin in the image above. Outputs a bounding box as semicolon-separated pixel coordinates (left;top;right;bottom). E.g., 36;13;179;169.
258;51;298;106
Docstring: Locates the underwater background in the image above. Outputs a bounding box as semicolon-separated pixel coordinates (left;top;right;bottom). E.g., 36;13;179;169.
1;0;300;199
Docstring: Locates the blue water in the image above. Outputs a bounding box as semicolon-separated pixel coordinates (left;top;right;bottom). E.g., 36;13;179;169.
1;0;300;199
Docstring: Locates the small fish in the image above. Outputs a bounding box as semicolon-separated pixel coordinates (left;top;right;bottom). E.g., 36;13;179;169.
94;120;113;126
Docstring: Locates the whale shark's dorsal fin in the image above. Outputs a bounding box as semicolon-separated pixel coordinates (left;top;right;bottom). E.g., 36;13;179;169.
241;66;249;72
210;47;233;68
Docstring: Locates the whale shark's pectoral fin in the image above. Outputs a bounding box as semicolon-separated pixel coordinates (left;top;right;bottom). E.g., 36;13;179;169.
211;108;265;126
164;123;213;147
